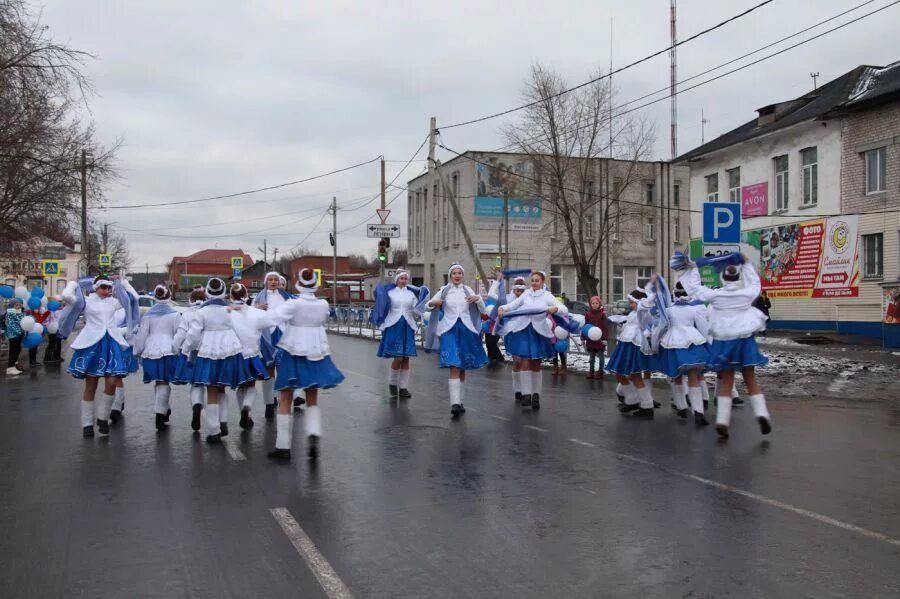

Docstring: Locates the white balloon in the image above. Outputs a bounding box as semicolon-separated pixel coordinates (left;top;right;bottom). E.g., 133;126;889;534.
46;321;59;335
570;314;586;326
32;323;44;336
40;297;48;307
15;286;28;299
587;326;603;341
20;315;36;331
554;326;569;339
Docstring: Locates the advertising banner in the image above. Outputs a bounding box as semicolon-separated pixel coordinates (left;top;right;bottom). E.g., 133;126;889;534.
741;182;768;217
474;160;542;231
884;286;900;324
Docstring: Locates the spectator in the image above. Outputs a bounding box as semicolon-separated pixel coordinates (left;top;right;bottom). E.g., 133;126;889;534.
25;307;50;366
43;308;63;364
752;290;772;336
584;296;609;379
4;299;25;375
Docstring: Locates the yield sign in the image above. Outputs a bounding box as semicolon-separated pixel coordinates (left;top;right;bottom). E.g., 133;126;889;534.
376;208;391;224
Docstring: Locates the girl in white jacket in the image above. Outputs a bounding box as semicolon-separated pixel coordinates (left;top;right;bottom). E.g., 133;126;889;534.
267;268;345;460
63;274;130;438
134;285;181;432
374;270;424;398
607;287;657;419
228;283;271;430
488;274;527;402
172;288;206;432
497;272;568;411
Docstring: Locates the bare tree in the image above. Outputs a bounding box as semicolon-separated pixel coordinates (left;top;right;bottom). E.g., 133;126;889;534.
0;0;118;246
501;63;655;297
347;253;376;269
390;245;408;268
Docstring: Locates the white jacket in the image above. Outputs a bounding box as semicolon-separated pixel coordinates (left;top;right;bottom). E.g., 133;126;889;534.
229;302;270;358
183;303;244;359
270;294;332;360
499;288;568;337
134;311;180;358
679;263;768;340
427;284;486;335
173;306;200;353
381;286;419;331
660;303;709;349
617;291;656;347
68;294;129;350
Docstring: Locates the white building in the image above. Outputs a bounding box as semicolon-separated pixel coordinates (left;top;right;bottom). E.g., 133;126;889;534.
0;237;81;296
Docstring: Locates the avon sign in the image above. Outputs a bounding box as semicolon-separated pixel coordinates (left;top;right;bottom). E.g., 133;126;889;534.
741;182;768;217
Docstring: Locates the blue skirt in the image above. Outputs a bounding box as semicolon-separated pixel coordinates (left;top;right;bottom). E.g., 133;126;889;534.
142;355;180;384
439;321;488;370
270;327;283;347
605;341;650;376
378;320;417;358
190;353;254;389
708;336;769;372
274;350;345;391
172;353;194;385
655;344;711;378
245;354;270;381
124;347;140;373
260;334;276;366
505;325;555;360
68;334;130;380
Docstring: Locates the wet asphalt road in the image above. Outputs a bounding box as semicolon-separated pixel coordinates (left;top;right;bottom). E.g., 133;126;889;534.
1;334;899;598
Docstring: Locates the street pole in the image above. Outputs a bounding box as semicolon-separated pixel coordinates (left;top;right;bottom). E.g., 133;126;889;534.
80;149;88;276
331;196;338;308
503;188;509;270
263;239;268;273
433;158;488;283
380;158;386;282
426;117;437;289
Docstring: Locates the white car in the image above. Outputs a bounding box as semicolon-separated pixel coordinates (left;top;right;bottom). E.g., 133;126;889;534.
138;296;188;315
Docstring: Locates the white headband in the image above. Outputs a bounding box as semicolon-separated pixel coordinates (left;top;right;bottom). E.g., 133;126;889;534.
295;269;319;292
153;284;172;302
394;270;409;283
93;278;112;289
264;271;281;282
448;263;464;277
206;278;226;298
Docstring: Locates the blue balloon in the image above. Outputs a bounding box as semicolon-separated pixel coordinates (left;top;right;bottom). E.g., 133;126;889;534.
581;323;594;338
27;296;41;310
481;321;490;334
22;332;43;349
47;300;61;311
0;285;13;299
485;297;497;307
423;319;429;326
554;339;570;353
30;287;45;298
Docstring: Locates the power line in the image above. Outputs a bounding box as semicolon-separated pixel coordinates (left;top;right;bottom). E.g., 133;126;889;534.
342;136;429;213
440;0;775;130
287;209;331;252
103;156;382;210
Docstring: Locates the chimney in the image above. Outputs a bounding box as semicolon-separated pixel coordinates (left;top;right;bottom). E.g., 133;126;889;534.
756;104;776;127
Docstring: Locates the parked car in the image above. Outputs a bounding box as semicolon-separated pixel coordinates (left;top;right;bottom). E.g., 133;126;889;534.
138;296;187;315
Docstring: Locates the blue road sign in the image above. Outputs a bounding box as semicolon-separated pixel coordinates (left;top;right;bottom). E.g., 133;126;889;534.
233;268;242;280
702;202;741;244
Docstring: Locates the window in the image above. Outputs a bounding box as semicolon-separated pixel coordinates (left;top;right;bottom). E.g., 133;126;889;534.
645;182;655;204
801;147;818;206
774;155;788;211
550;264;562;295
705;173;719;202
612;266;624;301
865;147;886;194
414;191;422;255
673;218;681;243
56;279;67;295
862;233;883;278
637;266;652;289
432;184;439;250
612;179;622;241
727;167;741;203
442;194;448;249
452;173;460;245
674;183;680;206
645;217;655;242
584;214;594;239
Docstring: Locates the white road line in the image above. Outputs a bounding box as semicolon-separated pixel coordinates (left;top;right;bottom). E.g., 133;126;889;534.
222;437;246;461
523;424;548;433
568;438;596;447
490;414;511;421
270;507;354;599
613;451;900;547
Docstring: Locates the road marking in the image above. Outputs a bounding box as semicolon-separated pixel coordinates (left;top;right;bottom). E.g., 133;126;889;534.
222;437;246;461
270;507;354;599
340;367;381;382
568;438;596;447
523;425;548;433
490;414;511;421
612;451;900;547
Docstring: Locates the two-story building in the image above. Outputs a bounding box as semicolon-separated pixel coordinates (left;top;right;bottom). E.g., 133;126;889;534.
677;62;900;346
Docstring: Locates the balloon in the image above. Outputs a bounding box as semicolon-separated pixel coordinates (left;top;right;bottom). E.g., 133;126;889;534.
27;296;41;310
570;314;586;327
481;321;490;334
0;285;12;299
15;286;28;299
30;287;45;298
40;296;48;307
587;327;603;342
32;323;44;336
485;297;497;307
20;316;36;331
22;332;43;349
47;300;61;311
554;339;570;353
554;326;569;340
46;321;59;335
53;295;62;301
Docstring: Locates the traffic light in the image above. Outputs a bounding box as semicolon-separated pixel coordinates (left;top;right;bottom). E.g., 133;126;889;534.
378;238;388;263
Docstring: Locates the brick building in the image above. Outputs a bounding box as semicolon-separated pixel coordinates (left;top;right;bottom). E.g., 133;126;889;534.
287;255;378;304
167;249;254;293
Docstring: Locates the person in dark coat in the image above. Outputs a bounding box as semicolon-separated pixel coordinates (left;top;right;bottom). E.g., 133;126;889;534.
752;290;771;336
584;296;609;379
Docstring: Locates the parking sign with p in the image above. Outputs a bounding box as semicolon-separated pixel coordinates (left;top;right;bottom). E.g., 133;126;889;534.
702;202;741;244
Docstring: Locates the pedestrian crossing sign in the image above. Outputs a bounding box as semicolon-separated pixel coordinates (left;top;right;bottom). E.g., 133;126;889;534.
231;257;244;269
42;260;60;276
98;254;112;267
314;268;322;286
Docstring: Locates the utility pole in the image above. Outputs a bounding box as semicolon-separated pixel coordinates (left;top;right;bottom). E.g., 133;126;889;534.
426;117;437;289
670;0;678;160
102;223;109;254
263;239;268;273
433;159;488;283
810;72;820;91
380;158;386;282
80;149;88;276
272;248;279;270
331;196;338;308
503;188;509;269
701;109;709;144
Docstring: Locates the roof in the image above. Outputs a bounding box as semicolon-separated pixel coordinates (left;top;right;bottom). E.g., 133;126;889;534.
170;249;253;264
676;65;875;162
830;60;900;113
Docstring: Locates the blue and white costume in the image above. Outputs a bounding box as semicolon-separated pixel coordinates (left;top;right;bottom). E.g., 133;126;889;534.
229;297;272;415
252;272;293;408
606;290;655;377
679;258;771;434
488;276;527;399
499;288;567;360
652;291;711;417
172;297;205;412
371;271;429;395
134;286;180;428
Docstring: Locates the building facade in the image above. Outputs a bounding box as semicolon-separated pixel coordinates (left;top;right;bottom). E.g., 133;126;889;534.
0;237;81;296
677;62;900;346
167;249;254;293
406;151;690;303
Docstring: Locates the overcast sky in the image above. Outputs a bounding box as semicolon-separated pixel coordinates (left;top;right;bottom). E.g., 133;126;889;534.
40;0;900;272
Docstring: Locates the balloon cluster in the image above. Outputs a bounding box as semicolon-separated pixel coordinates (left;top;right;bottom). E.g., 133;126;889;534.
1;284;64;348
